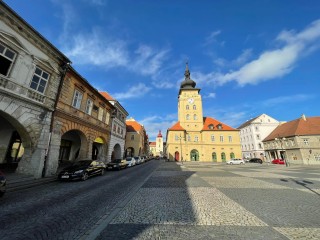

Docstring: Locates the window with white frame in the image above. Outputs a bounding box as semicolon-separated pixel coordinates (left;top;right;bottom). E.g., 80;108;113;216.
105;112;110;124
228;136;232;142
220;135;224;142
30;66;50;93
256;134;260;140
303;138;309;145
85;98;93;115
98;107;104;121
186;105;189;110
186;114;190;120
72;90;83;109
194;136;199;142
193;114;197;120
193;105;196;110
187;135;191;141
0;42;16;77
211;134;215;142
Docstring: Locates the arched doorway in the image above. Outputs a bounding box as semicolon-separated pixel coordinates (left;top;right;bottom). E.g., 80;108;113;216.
0;113;29;173
221;152;226;162
212;152;217;162
125;147;134;157
174;151;179;161
111;144;122;160
59;130;86;167
190;149;199;161
92;137;104;160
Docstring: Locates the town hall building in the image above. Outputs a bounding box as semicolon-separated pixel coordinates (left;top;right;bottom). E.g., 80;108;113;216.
166;64;242;162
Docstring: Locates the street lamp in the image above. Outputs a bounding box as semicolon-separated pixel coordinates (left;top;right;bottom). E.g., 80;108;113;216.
275;136;289;167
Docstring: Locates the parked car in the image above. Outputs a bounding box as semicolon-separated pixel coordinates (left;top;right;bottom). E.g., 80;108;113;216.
226;158;245;165
126;157;136;167
58;160;106;181
134;156;142;165
107;159;127;170
0;170;6;197
272;159;285;165
248;158;263;164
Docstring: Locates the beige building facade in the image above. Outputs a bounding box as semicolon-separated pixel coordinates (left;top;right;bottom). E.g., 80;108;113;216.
166;64;242;162
263;115;320;165
125;118;148;157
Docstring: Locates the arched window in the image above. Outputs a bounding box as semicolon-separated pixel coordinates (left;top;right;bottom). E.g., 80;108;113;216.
230;152;235;159
193;105;196;110
186;105;189;110
221;152;226;162
212;152;217;162
193;114;197;120
186;114;190;120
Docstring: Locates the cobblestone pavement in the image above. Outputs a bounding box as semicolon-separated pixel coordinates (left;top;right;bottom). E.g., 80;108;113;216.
96;162;320;240
0;160;160;240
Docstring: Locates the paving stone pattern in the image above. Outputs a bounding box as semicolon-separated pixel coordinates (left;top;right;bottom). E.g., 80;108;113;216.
97;163;320;240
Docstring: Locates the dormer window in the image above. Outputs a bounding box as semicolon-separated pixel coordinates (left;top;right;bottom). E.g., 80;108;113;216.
217;124;223;130
209;124;214;130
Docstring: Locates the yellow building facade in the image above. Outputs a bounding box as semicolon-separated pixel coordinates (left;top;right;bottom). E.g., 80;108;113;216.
166;64;242;162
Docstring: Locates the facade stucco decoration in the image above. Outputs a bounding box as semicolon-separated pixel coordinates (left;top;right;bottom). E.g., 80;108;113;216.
166;64;242;162
0;2;70;178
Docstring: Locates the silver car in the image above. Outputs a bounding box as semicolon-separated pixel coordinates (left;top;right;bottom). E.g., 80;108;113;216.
126;157;136;167
226;158;245;165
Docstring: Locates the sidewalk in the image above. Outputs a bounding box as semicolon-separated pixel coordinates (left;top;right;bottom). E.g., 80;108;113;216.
4;172;57;192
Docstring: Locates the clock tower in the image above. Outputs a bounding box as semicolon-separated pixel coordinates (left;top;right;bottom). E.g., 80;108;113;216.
178;63;203;131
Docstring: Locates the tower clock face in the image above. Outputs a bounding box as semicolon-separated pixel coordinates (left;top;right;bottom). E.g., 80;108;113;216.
188;98;194;104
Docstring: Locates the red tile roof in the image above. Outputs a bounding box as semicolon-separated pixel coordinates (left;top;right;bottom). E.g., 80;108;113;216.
264;116;320;141
126;120;143;132
149;142;156;146
202;117;237;131
100;91;114;101
168;121;185;131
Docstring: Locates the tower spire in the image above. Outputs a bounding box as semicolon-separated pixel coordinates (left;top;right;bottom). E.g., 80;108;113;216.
180;62;196;89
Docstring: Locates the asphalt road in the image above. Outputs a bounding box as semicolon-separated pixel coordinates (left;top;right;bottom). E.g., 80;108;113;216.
0;160;161;240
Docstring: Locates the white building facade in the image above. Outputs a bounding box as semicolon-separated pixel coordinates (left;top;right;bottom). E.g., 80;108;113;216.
238;114;281;160
100;92;128;162
0;2;70;177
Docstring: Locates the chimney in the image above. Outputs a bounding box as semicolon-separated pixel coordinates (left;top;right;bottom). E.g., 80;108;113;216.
301;114;306;121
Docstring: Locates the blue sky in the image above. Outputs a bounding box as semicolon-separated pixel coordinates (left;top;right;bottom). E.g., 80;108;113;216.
6;0;320;141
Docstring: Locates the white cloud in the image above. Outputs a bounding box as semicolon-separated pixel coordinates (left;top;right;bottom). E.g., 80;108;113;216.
262;94;315;107
204;30;224;46
131;45;169;75
139;114;177;140
215;19;320;86
112;83;151;100
203;92;216;98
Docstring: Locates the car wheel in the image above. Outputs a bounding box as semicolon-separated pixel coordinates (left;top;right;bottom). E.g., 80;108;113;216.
230;162;233;165
81;172;88;181
240;162;243;164
100;169;105;176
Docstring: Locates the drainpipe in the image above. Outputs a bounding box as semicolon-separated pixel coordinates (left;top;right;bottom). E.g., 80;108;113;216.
42;62;70;177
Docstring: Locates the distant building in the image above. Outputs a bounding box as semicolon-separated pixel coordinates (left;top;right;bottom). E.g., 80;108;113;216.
166;64;242;162
125;118;148;157
149;130;164;157
238;114;281;160
100;91;129;162
263;114;320;165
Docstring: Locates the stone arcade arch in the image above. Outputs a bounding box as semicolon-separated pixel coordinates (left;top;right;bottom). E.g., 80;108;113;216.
111;143;122;161
59;130;87;163
0;110;48;178
125;147;134;157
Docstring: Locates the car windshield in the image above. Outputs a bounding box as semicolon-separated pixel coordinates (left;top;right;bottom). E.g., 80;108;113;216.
112;159;122;163
134;157;139;160
72;160;91;167
126;158;132;161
